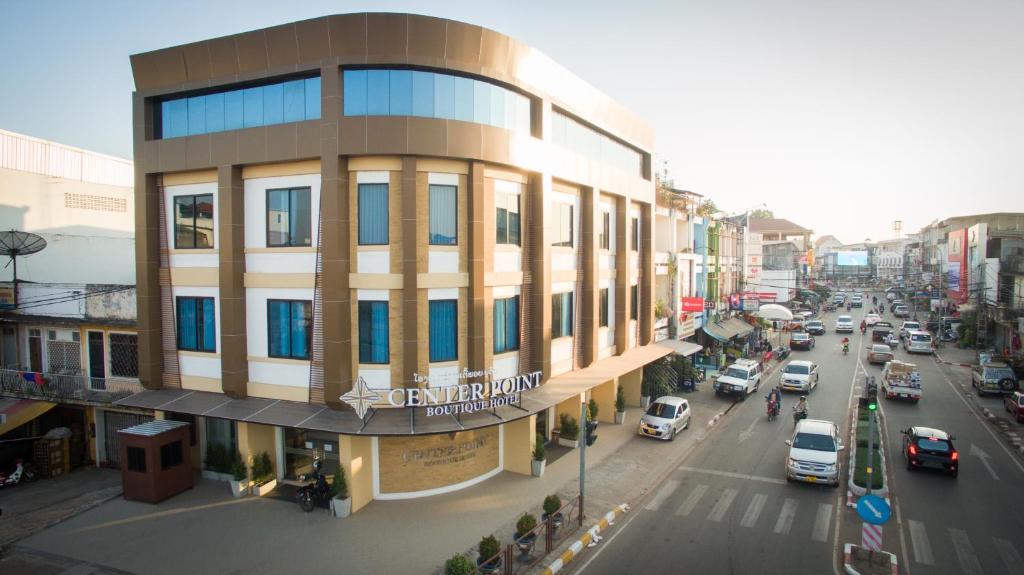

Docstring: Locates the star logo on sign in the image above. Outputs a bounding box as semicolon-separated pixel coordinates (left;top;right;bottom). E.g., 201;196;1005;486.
340;377;380;419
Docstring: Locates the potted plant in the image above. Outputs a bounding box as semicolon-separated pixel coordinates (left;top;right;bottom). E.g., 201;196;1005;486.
250;451;277;496
531;434;546;477
444;554;473;575
202;443;233;481
476;534;502;574
640;378;652;410
228;451;249;498
588;398;599;426
514;513;538;561
557;413;579;448
542;494;564;534
330;464;351;518
615;386;626;424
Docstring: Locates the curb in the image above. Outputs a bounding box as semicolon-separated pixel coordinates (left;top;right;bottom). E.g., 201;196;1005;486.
540;503;628;575
843;543;897;575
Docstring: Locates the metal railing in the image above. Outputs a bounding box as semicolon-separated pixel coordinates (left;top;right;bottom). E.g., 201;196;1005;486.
469;495;583;575
0;368;144;404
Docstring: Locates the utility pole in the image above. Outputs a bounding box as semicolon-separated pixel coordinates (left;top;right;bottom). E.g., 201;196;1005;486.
579;401;587;522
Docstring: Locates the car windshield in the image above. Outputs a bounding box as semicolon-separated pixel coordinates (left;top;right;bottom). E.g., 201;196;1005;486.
911;334;931;342
807;321;822;327
916;438;950;452
793;334;809;340
872;345;891;353
792;432;836;452
784;364;810;375
985;367;1015;380
904;323;920;330
724;367;750;379
838;316;851;322
646;403;676;418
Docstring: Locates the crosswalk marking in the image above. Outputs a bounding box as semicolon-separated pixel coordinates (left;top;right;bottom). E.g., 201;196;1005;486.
675;484;708;517
908;520;934;565
994;538;1024;575
644;479;680;511
773;498;799;535
739;493;766;528
949;528;984;575
706;488;738;522
811;504;832;542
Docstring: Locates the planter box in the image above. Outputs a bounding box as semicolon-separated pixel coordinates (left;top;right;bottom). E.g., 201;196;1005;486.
229;479;250;498
558;437;579;449
531;459;545;477
331;496;352;518
844;544;898;575
847;408;889;498
251;478;277;497
614;411;625;424
201;470;232;482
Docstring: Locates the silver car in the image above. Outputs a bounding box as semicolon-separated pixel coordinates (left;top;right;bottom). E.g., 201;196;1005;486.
638;396;691;441
785;419;843;486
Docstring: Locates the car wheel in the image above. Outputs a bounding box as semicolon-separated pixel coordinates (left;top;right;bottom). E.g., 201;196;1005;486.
670;428;677;442
949;470;958;479
977;388;984;397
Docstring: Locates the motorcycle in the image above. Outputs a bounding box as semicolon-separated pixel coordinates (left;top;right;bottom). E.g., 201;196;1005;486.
842;343;849;355
0;460;37;488
793;408;808;426
766;396;780;421
295;458;331;512
774;345;791;361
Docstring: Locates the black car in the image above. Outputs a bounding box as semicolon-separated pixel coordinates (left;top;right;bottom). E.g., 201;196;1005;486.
805;320;826;335
790;332;815;350
902;426;958;478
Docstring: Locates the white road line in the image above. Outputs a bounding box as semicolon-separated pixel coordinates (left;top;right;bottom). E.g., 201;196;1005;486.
907;520;934;565
740;493;767;528
949;528;984;575
773;498;799;535
812;503;832;542
994;538;1024;575
706;488;738;522
676;465;787;485
675;484;708;517
643;479;680;511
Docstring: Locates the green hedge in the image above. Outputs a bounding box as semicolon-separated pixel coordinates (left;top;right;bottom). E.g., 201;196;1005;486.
853;448;884;490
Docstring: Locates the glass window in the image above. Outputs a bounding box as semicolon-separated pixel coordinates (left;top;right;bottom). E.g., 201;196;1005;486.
283;79;305;122
630;285;639;320
389;70;413;116
599;211;610;250
631;217;640;251
166;99;188;138
493;295;520;354
553;203;574;248
358;183;389;245
473;80;492;125
243;87;263;128
109;333;139;378
160;440;183;470
304;77;321;119
266;187;312;247
187;96;206;136
429;300;458;362
205;93;225;132
490;87;505;128
344;70;368;116
176;296;216;352
434;73;454;119
429;184;457;245
224;90;244;130
599;288;609;328
126;447;146;472
358;301;390;364
268;300;312;359
412;71;434;117
551;110;643;177
173;194;214;249
495;190;520;246
367;70;390;115
263;82;284;125
552;292;574;339
453;76;474;122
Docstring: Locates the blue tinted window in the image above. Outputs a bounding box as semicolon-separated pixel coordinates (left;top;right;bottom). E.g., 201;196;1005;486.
367;70;390;115
389;70;412;116
243;87;263;128
283;79;305;122
358;301;389;364
429;300;458;362
263;83;284;125
167;99;188;138
490;88;505;128
187;97;205;136
224;90;244;130
412;71;434;117
433;74;454;119
304;77;320;119
205;93;225;132
453;77;474;122
473;81;491;125
343;70;367;116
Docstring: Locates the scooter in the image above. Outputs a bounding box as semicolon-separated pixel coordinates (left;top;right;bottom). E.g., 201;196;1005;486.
295;458;331;512
793;409;808;427
842;343;849;355
774;345;791;361
766;396;780;421
0;460;37;488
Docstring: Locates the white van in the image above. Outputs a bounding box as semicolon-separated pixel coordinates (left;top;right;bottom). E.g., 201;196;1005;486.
903;330;933;354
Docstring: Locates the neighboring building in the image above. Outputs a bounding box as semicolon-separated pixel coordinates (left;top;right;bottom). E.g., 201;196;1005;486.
0;129;148;470
812;235;843;283
749;218;813;284
123;14;667;512
653;188;703;345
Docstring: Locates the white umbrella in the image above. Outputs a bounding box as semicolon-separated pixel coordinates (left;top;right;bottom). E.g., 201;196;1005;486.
755;304;794;321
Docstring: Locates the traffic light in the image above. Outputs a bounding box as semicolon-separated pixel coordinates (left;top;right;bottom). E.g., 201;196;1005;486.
585;420;598;447
867;401;878;412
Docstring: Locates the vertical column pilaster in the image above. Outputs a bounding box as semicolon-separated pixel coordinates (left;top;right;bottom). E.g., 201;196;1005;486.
640;203;654;346
614;197;629;354
401;157;419;387
218;165;247;398
468;162;491;376
530;173;552;380
581;186;599;367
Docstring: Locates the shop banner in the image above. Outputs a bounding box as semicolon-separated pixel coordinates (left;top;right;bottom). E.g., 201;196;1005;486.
681;296;705;312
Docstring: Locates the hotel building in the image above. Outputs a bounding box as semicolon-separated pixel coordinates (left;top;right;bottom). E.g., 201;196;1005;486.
122;13;669;511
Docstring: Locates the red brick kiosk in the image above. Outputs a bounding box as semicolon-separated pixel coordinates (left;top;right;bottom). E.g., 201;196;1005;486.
118;419;193;503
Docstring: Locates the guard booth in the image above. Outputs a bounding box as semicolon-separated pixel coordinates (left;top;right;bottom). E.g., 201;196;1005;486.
118;420;193;504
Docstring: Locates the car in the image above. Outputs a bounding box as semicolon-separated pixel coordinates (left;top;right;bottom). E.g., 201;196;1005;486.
903;330;933;354
851;297;863;308
790;332;816;350
864;313;881;327
890;300;904;313
867;344;894;365
1005;392;1024;423
899;321;921;339
901;426;958;477
886;292;896;302
805;320;826;335
788;319;806;331
798;310;815;322
871;321;895;342
780;360;819;392
785;419;843;486
713;359;763;399
894;305;910;318
638;396;691;441
835;315;854;333
971;363;1019;396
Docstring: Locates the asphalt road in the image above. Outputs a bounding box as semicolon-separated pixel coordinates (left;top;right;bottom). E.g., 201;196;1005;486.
576;305;869;575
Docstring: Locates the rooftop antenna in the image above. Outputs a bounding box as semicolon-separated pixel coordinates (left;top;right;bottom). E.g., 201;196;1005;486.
0;230;47;309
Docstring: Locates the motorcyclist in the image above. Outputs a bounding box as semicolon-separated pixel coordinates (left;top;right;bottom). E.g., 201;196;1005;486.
860;320;867;334
841;337;850;354
884;333;898;348
766;385;782;415
793;396;808;424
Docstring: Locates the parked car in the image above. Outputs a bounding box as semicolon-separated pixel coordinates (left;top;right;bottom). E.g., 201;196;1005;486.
790;332;816;350
864;313;882;327
638;396;691;441
867;344;895;365
1004;392;1024;423
713;359;763;399
894;305;910;318
785;419;843;486
805;320;826;335
899;321;921;339
903;330;933;354
835;315;854;333
890;300;905;313
972;363;1019;396
901;426;958;477
780;360;819;393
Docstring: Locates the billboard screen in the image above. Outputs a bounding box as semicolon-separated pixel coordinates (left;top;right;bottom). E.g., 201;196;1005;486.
836;251;868;266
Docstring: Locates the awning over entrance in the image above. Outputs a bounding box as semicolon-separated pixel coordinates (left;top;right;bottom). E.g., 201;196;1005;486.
702;318;754;342
114;344;674;436
0;398;56;436
656;340;704;357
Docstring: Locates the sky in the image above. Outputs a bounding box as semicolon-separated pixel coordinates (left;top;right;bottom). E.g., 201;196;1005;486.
2;0;1022;244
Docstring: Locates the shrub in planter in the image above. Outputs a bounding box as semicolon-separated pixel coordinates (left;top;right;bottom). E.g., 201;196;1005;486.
229;453;249;498
615;386;626;424
477;534;502;573
853;448;884;490
588;399;599;423
249;451;277;496
330;464;352;517
514;513;539;559
531;434;546;477
542;494;564;531
204;443;231;475
558;414;579;447
444;554;473;575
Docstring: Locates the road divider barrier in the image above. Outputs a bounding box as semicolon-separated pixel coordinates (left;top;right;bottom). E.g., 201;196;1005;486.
540;503;628;575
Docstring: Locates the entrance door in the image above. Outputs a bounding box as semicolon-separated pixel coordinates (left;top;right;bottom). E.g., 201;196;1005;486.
536;408;549;442
88;331;106;389
282;428;339;481
28;329;42;372
103;411;153;468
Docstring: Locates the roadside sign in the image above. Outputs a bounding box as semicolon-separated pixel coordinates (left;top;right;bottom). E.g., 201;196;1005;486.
856;494;891;525
704;301;716;309
861;522;883;551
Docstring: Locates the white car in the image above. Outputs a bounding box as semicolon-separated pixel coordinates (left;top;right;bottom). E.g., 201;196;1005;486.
835;315;854;333
780;360;819;393
899;321;921;340
785;419;844;486
903;330;934;354
864;313;881;327
713;359;763;399
638;396;691;441
886;292;896;302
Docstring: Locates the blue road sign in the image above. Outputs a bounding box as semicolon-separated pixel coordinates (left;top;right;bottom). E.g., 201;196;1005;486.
856;494;891;525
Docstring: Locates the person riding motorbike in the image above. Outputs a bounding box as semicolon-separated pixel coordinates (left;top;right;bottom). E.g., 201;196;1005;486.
847;302;852;312
860;320;867;334
766;385;782;418
841;337;850;355
793;396;809;425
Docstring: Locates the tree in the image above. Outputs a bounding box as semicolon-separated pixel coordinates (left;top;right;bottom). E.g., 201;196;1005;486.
749;208;774;219
696;198;718;218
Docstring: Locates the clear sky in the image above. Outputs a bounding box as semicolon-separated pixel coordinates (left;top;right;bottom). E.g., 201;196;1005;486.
3;0;1022;244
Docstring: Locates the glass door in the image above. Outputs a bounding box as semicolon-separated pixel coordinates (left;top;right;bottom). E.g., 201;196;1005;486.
88;331;106;389
282;428;339;481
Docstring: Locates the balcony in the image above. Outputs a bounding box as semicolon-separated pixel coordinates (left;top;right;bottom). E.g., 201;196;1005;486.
0;369;144;405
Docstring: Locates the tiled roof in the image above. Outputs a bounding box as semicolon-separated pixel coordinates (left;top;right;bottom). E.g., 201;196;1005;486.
748;218;812;235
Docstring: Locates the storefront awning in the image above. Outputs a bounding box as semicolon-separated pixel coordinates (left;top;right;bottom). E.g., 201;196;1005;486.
702;318;755;342
656;340;704;357
0;398;56;436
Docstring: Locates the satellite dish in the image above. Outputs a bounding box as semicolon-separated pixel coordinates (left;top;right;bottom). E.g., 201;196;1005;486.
0;230;47;309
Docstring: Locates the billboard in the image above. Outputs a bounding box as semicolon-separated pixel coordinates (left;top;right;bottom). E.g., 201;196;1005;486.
680;297;705;312
836;251;869;266
947;228;968;303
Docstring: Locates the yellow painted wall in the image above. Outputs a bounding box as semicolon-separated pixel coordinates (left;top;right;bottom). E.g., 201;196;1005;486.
339;435;375;513
555;394;585;432
237;422;277;480
590;379;618;424
620;368;643;407
502;416;536;476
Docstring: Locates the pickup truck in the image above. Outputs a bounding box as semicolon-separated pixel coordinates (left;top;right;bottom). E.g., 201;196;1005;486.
871;321;895;343
881;360;922;403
